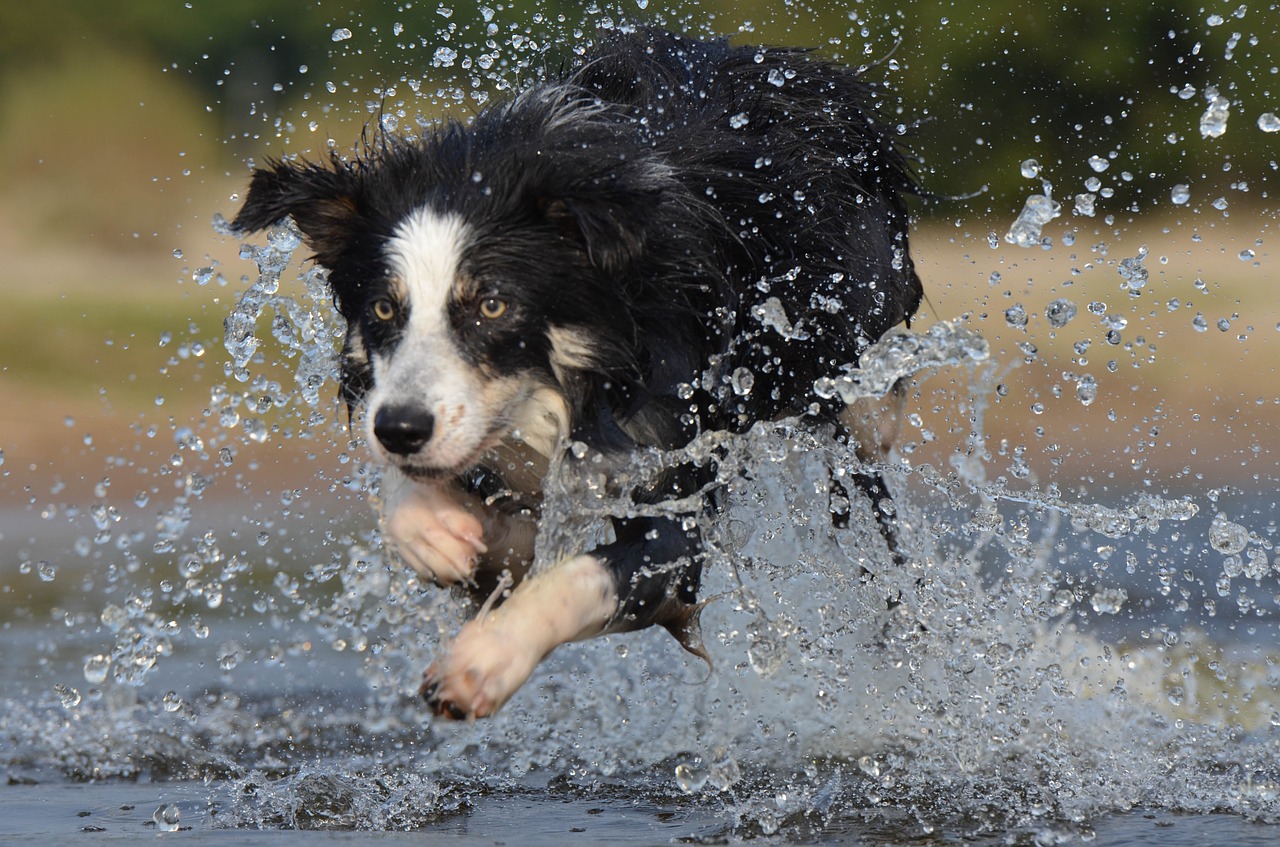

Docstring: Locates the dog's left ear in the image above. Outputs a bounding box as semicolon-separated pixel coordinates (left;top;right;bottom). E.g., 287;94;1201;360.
540;169;665;274
232;157;360;269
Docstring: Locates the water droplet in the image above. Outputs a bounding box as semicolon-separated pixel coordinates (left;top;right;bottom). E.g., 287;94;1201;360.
217;642;241;671
729;112;750;129
707;749;741;790
331;27;353;42
1259;113;1280;133
1045;298;1077;328
1200;87;1230;138
1090;587;1127;614
1087;155;1109;173
675;761;709;793
730;367;755;395
1117;249;1149;292
1074;193;1097;217
433;46;457;67
37;561;57;582
83;654;111;684
1076;374;1098;406
1005;193;1060;247
153;803;181;832
747;626;784;676
1020;158;1040;178
1004;304;1028;329
1171;184;1191;204
55;683;81;709
1209;512;1249;554
162;691;183;712
1192;312;1209;332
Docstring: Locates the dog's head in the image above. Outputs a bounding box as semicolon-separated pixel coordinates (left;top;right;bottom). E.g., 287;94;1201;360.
232;91;680;479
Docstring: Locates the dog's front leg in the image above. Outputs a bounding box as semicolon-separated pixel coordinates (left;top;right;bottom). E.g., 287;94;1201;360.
421;554;618;718
422;513;703;719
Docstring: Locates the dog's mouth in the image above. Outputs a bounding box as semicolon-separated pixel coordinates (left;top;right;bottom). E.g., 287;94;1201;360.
381;428;511;482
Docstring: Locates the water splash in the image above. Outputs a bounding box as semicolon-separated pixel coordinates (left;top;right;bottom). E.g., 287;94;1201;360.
1200;86;1230;138
1006;193;1062;247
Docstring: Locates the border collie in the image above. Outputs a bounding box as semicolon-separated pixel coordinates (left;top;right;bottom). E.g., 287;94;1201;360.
232;28;922;719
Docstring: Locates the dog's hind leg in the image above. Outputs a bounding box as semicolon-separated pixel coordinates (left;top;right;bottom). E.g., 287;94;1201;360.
832;379;907;556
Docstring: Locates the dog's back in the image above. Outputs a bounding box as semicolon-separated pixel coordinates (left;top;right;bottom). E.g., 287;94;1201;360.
568;30;923;429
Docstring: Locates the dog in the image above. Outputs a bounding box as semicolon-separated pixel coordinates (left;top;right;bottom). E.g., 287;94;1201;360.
232;28;923;719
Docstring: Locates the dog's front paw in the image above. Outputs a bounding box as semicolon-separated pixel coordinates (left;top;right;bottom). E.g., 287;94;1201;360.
420;617;541;719
383;482;487;585
419;555;618;719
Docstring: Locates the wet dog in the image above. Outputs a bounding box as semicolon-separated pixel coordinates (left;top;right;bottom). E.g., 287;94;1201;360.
232;28;922;719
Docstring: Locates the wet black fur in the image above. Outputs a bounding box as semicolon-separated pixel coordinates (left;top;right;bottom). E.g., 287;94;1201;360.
233;29;922;654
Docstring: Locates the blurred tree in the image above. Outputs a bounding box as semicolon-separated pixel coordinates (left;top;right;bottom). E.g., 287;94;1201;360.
1;0;1275;222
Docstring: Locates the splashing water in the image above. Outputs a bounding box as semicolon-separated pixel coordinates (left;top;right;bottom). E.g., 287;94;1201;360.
1200;86;1231;138
1006;193;1062;247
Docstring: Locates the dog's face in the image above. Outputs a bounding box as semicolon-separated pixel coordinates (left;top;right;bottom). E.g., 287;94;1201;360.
233;99;675;478
353;205;579;478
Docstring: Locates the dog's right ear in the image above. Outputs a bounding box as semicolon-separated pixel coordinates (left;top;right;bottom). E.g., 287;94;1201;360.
232;158;360;269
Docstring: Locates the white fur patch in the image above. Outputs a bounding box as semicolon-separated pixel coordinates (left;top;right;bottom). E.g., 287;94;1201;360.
507;385;570;459
547;326;599;380
386;208;470;335
424;553;618;717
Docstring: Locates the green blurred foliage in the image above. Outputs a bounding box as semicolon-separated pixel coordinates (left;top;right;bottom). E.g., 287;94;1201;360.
0;0;1276;231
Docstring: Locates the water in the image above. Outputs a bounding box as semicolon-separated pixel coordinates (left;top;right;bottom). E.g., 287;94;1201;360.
4;6;1280;845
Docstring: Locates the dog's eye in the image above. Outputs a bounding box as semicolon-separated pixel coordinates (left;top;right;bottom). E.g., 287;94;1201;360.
478;297;508;319
371;298;397;321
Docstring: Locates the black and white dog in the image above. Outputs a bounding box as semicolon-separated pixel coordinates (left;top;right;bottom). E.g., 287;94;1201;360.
233;28;922;719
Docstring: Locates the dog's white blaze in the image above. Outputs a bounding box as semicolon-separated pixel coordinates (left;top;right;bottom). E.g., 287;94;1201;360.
387;208;470;335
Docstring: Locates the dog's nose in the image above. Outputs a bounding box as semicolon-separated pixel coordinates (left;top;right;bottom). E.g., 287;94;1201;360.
373;404;435;456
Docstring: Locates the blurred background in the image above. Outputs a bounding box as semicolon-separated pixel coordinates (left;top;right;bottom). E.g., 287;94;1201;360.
0;0;1276;508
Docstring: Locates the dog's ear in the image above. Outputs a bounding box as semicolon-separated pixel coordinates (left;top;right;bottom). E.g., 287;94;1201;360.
539;168;665;274
232;158;360;269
